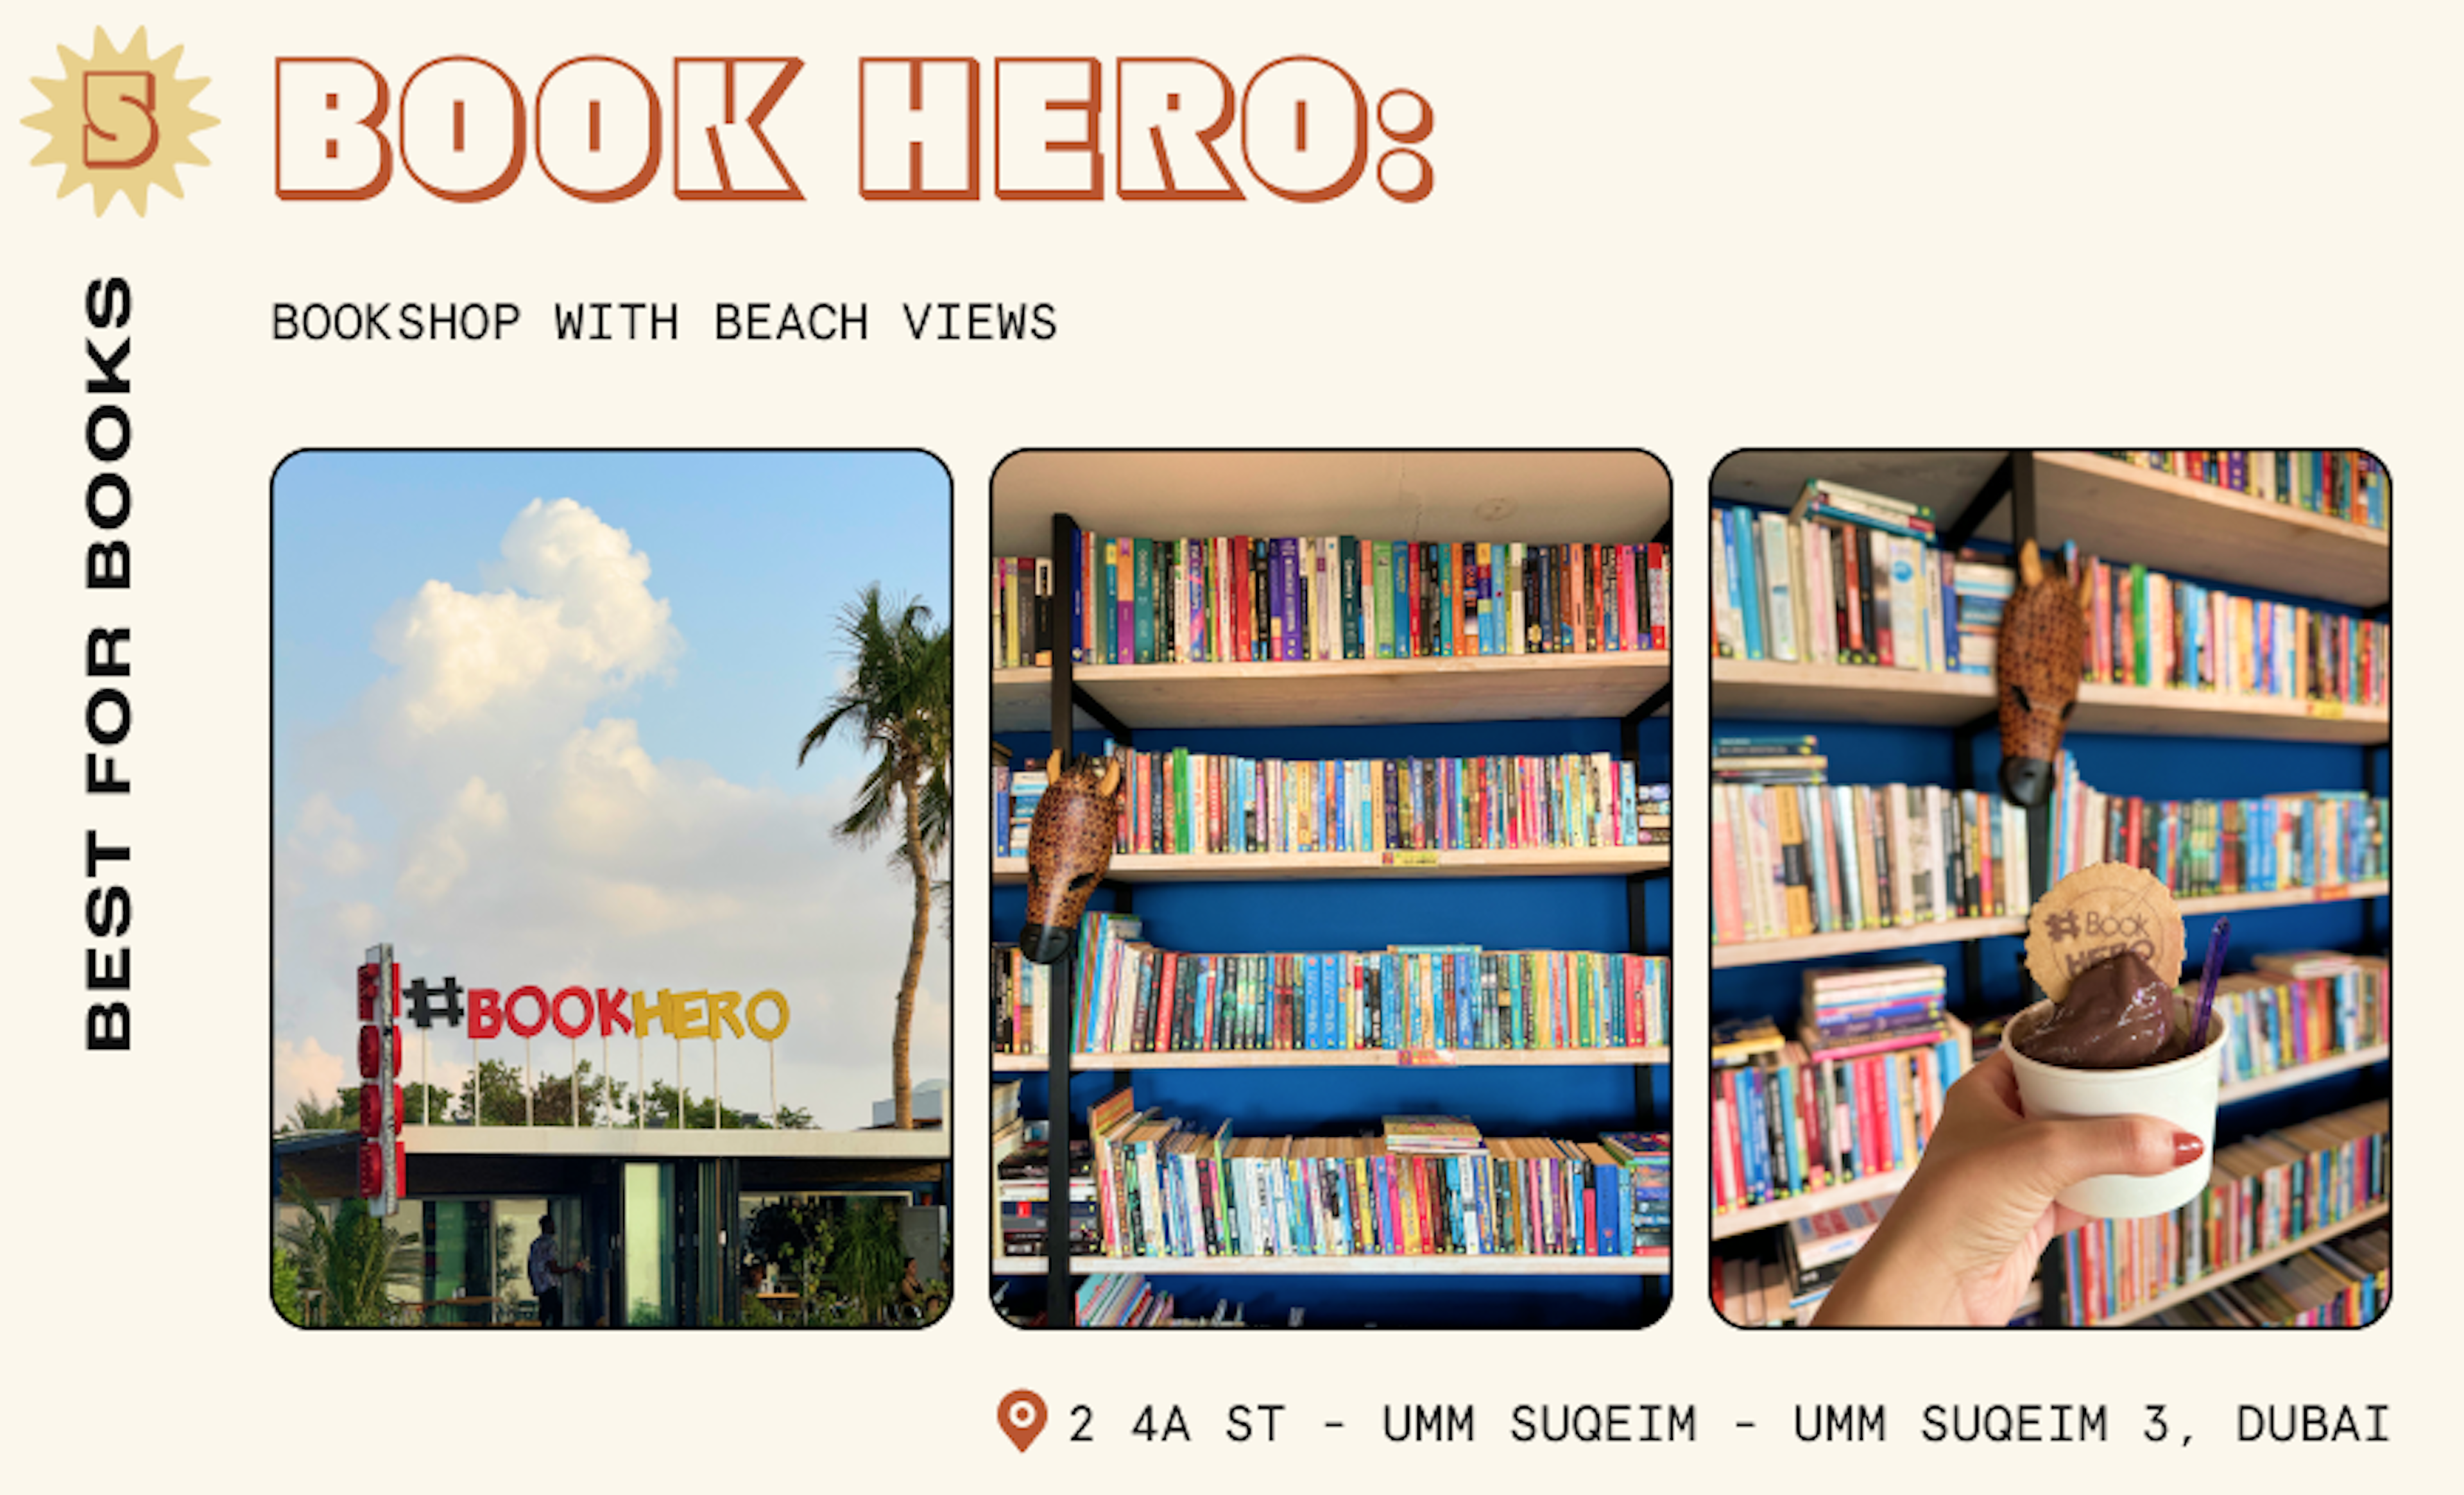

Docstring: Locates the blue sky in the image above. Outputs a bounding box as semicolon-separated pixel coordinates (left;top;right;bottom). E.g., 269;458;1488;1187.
273;450;950;798
271;450;952;1131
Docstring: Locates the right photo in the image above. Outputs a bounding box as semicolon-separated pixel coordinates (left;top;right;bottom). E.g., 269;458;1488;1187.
1705;450;2390;1328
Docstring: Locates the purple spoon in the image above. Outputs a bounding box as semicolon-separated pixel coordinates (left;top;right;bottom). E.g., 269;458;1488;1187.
2190;917;2230;1050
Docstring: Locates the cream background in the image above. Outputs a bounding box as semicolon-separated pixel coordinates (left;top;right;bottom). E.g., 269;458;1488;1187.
0;2;2447;1489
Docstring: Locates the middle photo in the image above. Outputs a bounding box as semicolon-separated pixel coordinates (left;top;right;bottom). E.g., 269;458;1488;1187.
988;450;1673;1329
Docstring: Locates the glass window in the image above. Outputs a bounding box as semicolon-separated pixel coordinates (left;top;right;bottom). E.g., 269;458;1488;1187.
622;1165;674;1327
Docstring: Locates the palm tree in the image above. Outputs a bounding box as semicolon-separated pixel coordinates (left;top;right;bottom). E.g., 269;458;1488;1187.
798;584;951;1130
279;1091;350;1135
277;1175;420;1325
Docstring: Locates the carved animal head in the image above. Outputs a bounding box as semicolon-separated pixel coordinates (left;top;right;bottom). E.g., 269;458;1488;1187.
1019;753;1124;964
1996;538;2092;808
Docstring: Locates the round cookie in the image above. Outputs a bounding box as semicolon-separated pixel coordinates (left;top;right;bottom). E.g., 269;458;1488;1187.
2025;861;2185;1003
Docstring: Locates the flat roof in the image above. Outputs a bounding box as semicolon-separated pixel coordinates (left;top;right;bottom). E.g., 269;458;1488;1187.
398;1125;949;1162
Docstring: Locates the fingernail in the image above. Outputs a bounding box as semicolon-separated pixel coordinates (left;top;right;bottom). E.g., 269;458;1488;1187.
2172;1131;2205;1165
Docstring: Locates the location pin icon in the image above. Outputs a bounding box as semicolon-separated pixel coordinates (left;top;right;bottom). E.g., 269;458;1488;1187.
1000;1389;1048;1452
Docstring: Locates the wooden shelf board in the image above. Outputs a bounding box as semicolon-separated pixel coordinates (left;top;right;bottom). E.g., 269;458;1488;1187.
2008;452;2389;610
995;653;1669;733
2090;1201;2390;1327
1712;658;1992;728
1713;916;2027;969
1712;1166;1918;1241
2178;880;2388;916
1711;659;2387;744
994;846;1669;884
991;1252;1670;1277
2217;1045;2390;1106
992;1046;1669;1073
1711;450;2388;608
1712;883;2384;968
993;450;1672;558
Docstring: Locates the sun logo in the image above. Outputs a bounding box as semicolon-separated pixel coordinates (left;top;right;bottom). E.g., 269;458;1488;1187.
23;27;216;216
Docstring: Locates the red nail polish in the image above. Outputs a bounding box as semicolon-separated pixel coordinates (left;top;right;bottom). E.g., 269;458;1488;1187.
2172;1131;2205;1165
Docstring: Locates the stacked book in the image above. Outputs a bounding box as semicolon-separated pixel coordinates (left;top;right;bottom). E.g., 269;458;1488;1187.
1950;554;2014;676
1711;973;1967;1217
1713;734;1825;786
2077;550;2388;706
993;536;1670;669
2205;952;2390;1088
2048;751;2389;893
995;759;1048;859
1713;1197;1894;1326
1017;913;1670;1055
2054;1098;2390;1326
995;1134;1099;1258
1083;1088;1670;1261
2141;1221;2389;1328
2102;450;2389;530
1713;483;1958;669
1089;744;1669;857
1711;776;2032;944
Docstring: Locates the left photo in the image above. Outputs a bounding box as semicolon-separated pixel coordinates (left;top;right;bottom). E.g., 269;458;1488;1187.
270;450;954;1328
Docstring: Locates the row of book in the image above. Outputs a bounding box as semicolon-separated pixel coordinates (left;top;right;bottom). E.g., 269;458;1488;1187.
1711;778;2034;945
995;914;1671;1056
1711;1006;1970;1215
2053;1098;2388;1326
2078;553;2388;706
1712;481;2389;709
998;747;1671;859
2206;952;2390;1089
1712;486;1974;671
2139;1221;2388;1328
1083;1089;1671;1260
2047;752;2389;893
992;536;1672;669
2101;450;2390;529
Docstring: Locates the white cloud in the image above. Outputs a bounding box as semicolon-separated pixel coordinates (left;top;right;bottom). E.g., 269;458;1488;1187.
370;497;679;737
397;776;508;903
273;1037;346;1127
277;498;947;1132
287;792;368;876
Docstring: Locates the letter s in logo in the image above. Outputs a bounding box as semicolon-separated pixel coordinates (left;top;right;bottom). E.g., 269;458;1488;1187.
83;69;159;168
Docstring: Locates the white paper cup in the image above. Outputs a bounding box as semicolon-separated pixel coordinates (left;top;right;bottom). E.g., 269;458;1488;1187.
2004;999;2224;1219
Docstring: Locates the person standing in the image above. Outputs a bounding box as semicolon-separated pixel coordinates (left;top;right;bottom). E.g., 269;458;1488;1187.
527;1215;589;1328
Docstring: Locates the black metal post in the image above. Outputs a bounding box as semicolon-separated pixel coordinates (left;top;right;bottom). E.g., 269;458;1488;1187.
1046;511;1079;1325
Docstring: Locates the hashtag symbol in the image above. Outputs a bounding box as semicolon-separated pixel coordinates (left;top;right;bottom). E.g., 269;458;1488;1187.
406;976;465;1029
2044;912;2081;941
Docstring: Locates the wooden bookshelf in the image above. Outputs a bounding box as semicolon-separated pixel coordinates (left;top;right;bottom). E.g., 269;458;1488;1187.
2015;452;2388;610
1712;882;2386;969
994;651;1670;733
1711;658;2388;745
2217;1045;2391;1106
2181;880;2388;915
993;1046;1670;1073
992;1252;1670;1277
2087;1201;2390;1327
1713;916;2026;970
995;842;1670;884
1711;1165;1918;1242
1711;449;2388;608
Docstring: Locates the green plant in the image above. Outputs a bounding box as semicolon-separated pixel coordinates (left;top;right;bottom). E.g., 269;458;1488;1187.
273;1247;304;1326
830;1199;907;1326
798;583;951;1130
277;1175;419;1326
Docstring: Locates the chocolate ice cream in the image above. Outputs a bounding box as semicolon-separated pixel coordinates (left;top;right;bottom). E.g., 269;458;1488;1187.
2015;949;2196;1070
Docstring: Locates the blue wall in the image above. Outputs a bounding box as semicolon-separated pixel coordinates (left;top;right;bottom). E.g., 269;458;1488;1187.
994;713;1672;1328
